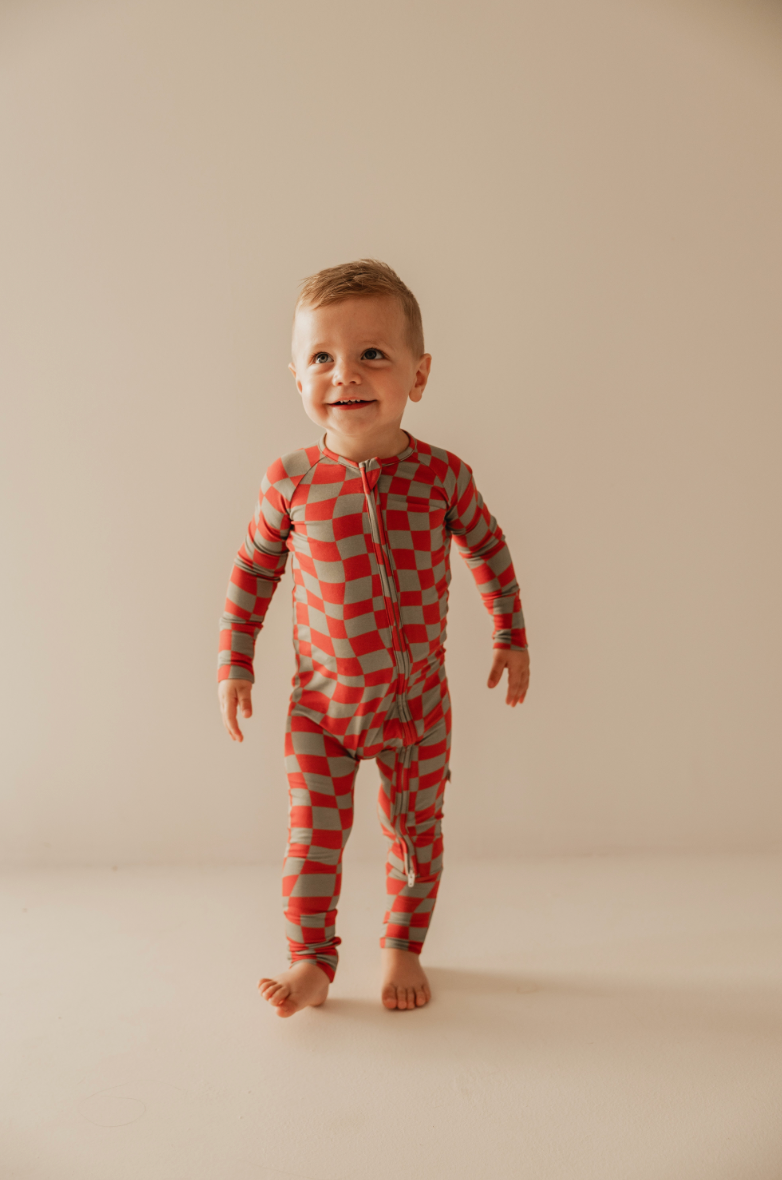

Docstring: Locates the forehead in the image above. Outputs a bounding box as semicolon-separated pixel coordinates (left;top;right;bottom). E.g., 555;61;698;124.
293;295;405;345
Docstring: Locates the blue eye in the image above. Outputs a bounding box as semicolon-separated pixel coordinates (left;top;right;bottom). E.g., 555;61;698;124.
313;352;331;364
362;348;384;360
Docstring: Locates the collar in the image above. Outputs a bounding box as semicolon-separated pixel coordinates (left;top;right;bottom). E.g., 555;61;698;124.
318;431;416;472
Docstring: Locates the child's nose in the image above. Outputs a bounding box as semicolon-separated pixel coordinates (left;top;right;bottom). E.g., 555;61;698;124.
332;360;361;385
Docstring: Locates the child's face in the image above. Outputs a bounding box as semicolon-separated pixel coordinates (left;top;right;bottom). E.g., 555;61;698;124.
289;296;430;447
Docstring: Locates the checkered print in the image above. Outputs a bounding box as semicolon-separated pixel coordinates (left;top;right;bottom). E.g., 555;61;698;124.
219;432;526;751
219;432;526;977
283;707;451;980
376;712;450;954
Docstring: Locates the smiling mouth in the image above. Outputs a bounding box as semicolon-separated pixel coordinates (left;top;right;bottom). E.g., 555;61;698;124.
330;398;374;406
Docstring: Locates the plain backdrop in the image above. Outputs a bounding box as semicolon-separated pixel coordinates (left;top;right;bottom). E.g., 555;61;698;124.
1;0;781;866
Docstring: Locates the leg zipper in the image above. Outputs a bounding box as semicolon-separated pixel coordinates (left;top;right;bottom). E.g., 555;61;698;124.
397;747;417;888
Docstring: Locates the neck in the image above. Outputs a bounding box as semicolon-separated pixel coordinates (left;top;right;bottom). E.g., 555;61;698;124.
325;426;409;464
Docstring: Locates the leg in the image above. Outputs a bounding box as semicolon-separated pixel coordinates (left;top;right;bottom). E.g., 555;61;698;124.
376;712;451;1009
258;713;359;1017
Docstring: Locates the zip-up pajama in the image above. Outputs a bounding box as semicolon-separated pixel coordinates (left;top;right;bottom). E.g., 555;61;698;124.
218;433;526;980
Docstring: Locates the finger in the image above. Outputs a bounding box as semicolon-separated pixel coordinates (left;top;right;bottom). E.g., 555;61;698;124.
487;654;506;688
238;688;253;719
506;664;522;705
224;694;243;742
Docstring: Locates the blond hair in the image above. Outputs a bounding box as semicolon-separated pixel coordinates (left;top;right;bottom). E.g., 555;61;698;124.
295;258;425;357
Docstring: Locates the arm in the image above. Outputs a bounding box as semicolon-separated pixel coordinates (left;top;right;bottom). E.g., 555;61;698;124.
445;457;530;707
218;466;292;741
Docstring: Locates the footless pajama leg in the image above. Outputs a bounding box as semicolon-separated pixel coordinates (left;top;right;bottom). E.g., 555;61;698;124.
376;714;451;954
282;710;451;981
282;714;358;982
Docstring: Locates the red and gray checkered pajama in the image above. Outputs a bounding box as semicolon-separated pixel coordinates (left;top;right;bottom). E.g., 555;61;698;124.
219;433;526;980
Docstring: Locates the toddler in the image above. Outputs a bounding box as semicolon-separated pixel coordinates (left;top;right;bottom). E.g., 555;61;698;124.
217;260;530;1016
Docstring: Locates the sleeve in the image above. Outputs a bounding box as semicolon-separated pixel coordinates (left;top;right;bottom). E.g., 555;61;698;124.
445;457;527;651
217;465;293;683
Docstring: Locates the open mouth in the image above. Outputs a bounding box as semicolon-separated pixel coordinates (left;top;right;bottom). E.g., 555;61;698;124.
330;398;374;407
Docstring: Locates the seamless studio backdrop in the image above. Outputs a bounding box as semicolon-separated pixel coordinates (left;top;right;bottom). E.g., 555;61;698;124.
1;0;781;868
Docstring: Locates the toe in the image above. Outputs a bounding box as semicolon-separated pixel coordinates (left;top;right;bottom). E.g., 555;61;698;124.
415;985;427;1007
382;985;398;1010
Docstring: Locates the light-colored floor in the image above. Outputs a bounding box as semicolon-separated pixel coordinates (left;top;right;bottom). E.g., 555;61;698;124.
3;855;782;1180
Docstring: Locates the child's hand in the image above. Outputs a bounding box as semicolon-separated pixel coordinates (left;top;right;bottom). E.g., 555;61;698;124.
218;679;253;741
487;649;530;707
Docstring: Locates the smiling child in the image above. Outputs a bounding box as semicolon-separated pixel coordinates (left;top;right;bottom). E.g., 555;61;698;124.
217;259;529;1016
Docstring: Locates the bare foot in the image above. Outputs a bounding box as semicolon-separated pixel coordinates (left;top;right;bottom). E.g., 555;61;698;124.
381;948;431;1010
258;961;330;1018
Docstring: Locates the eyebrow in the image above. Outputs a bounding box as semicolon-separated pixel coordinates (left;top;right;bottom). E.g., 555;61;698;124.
308;340;392;352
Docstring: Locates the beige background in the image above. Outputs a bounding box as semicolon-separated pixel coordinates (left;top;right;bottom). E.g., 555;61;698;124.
1;0;781;866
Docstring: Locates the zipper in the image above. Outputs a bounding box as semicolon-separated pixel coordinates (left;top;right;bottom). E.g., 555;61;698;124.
360;461;418;887
398;746;418;887
359;462;413;734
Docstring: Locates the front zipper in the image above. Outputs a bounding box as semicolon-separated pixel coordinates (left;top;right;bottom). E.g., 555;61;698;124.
360;462;418;887
358;462;412;726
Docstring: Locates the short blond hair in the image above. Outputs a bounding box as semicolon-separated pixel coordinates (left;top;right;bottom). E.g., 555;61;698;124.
295;258;425;357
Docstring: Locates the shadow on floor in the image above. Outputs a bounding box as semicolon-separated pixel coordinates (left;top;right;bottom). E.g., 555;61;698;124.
317;965;782;1055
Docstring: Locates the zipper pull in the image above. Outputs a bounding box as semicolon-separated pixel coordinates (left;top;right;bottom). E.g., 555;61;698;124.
407;868;416;888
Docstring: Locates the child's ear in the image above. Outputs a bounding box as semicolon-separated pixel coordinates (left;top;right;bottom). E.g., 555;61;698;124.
288;362;303;394
409;353;431;402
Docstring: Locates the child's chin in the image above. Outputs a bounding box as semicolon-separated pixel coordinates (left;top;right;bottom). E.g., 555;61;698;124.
328;412;381;429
